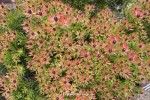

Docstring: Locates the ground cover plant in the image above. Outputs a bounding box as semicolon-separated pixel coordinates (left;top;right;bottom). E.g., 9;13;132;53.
0;0;150;100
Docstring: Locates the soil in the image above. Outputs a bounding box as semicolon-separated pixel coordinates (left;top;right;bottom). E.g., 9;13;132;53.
134;83;150;100
134;90;150;100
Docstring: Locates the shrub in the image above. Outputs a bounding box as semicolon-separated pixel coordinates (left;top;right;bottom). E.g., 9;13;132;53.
0;0;150;100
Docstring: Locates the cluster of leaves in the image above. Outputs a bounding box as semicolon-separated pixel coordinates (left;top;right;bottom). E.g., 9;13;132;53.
0;0;150;100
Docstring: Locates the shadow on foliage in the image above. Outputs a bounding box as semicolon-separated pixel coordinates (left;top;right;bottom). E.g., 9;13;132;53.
142;21;150;42
64;0;130;17
12;70;47;100
0;64;7;77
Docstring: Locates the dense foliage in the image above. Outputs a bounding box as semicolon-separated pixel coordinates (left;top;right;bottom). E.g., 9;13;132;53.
0;0;150;100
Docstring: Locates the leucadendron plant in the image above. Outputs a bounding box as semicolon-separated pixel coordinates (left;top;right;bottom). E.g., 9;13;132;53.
0;0;150;100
